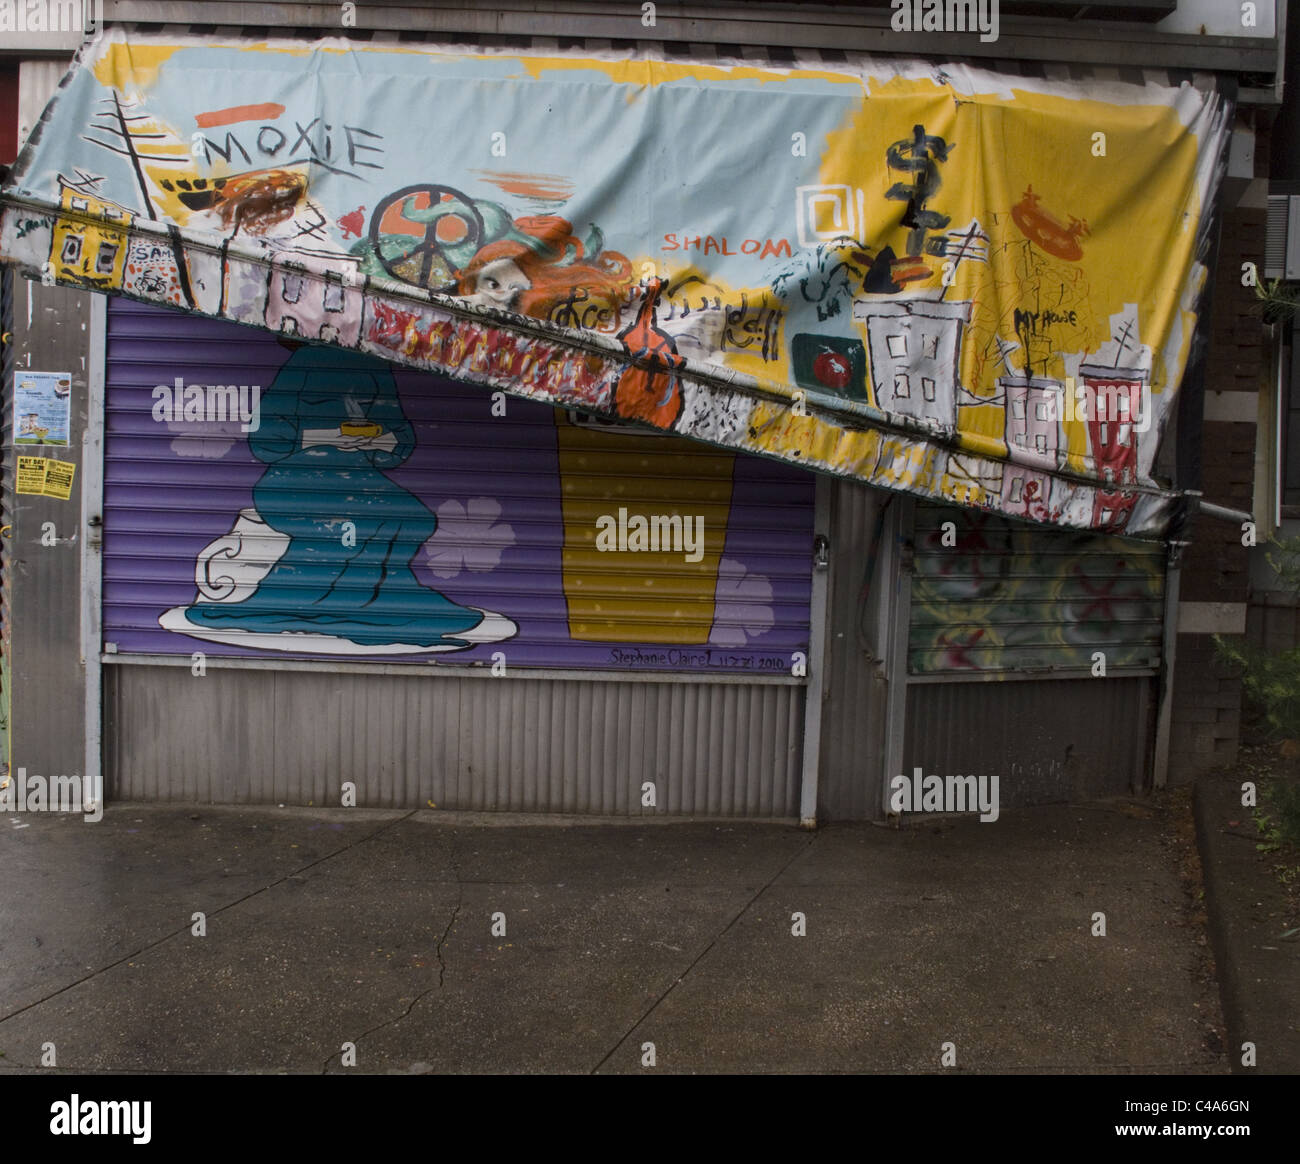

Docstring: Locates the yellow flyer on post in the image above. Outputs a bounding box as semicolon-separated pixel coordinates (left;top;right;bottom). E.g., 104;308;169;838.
16;456;48;495
42;459;76;500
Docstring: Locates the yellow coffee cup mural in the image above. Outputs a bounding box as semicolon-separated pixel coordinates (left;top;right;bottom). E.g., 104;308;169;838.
555;410;735;644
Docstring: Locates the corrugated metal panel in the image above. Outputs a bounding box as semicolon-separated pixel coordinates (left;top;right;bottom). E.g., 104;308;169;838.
818;478;891;821
2;67;68;790
4;70;89;798
1;267;12;782
16;61;67;149
103;298;813;672
105;664;803;816
903;677;1154;807
909;501;1165;676
4;275;90;785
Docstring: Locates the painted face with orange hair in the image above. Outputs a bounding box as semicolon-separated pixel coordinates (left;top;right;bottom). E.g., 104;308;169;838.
456;215;634;321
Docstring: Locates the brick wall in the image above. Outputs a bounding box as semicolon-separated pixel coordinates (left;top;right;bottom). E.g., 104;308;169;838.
1170;633;1245;775
1168;199;1266;781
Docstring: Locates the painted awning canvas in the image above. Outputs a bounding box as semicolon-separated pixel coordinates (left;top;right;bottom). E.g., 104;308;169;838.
0;29;1232;539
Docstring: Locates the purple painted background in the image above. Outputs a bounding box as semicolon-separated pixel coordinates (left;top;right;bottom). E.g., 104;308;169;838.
103;300;814;673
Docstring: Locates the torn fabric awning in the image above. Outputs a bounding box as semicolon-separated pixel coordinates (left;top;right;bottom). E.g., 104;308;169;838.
0;29;1233;540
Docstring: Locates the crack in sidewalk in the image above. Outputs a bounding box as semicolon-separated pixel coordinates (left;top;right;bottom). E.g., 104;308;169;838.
319;843;464;1073
0;809;418;1036
590;829;820;1074
435;902;462;990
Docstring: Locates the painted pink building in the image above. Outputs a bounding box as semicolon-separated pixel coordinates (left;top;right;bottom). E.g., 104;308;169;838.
1000;375;1061;523
264;253;364;346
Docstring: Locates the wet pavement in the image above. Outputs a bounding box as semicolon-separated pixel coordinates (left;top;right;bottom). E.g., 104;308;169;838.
0;798;1226;1074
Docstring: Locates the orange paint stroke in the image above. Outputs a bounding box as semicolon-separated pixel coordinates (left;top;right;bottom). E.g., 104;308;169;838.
379;189;434;239
195;102;287;128
471;170;575;202
1011;186;1089;262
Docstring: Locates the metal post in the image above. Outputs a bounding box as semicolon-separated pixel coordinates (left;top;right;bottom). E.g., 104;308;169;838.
880;495;915;818
81;293;106;815
1152;540;1185;790
798;474;831;829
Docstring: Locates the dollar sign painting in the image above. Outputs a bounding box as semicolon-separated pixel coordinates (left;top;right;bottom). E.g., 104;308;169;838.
886;125;953;257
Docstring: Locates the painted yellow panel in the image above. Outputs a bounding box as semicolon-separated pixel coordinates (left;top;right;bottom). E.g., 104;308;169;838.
555;411;735;644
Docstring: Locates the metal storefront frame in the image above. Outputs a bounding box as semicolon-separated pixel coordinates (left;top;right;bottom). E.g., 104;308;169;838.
876;498;1167;816
95;296;818;816
81;290;106;813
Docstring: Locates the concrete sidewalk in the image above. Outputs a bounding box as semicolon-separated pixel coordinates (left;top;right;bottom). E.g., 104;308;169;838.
0;798;1225;1074
1195;772;1300;1075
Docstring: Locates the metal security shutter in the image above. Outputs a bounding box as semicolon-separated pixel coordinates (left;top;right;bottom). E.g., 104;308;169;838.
102;298;814;673
899;499;1164;807
908;500;1164;677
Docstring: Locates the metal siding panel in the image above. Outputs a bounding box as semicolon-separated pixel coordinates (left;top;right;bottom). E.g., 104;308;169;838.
471;678;490;809
7;275;89;793
820;480;891;821
519;681;537;811
903;677;1153;807
690;684;708;814
731;688;749;814
503;682;519;811
696;685;712;815
665;681;686;821
708;686;724;816
713;686;729;816
547;682;565;809
724;687;741;814
16;61;67;148
712;686;722;816
107;665;280;802
685;684;703;813
106;664;804;814
1;267;12;778
486;681;504;811
737;687;755;815
666;683;685;814
466;680;488;811
579;676;595;816
598;683;616;813
508;680;524;811
662;683;681;814
615;681;633;814
651;683;669;810
743;687;759;815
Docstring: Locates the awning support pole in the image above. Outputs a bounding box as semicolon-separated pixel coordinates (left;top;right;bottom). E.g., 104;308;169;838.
1152;540;1186;790
799;475;832;829
81;293;106;816
880;496;915;820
